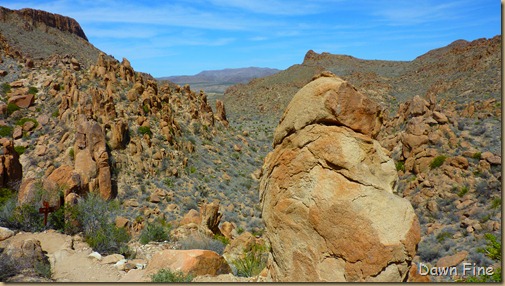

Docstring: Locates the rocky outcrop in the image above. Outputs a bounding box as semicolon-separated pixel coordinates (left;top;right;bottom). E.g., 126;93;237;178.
74;114;113;199
0;138;22;189
0;7;88;41
259;73;420;282
214;100;229;127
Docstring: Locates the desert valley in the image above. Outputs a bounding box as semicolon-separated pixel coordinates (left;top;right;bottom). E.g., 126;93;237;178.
0;6;502;283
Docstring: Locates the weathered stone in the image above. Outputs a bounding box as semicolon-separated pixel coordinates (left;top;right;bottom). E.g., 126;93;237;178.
436;251;468;268
273;72;383;146
260;75;420;282
8;94;34;108
0;226;14;241
144;249;231;278
0;138;22;189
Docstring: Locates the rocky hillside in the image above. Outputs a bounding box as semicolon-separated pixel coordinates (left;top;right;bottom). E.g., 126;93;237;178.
0;6;99;67
224;36;501;123
160;67;280;94
0;5;501;283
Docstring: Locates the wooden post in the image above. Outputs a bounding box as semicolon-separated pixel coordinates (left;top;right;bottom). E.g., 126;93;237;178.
39;201;55;226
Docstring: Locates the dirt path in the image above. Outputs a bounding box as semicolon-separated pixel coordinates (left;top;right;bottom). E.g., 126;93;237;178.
4;230;124;282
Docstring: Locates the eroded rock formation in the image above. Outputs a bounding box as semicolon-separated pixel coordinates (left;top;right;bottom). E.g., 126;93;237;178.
259;72;421;282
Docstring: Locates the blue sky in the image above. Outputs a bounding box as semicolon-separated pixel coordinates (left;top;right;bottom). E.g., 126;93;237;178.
1;1;501;77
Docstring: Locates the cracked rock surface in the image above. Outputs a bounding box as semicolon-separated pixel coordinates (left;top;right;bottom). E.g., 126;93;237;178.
259;72;421;282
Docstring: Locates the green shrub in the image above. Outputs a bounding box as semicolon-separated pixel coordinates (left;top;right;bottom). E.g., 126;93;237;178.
28;86;38;95
436;231;452;243
34;260;52;279
457;186;469;198
472;152;482;160
139;220;171;245
1;83;11;94
0;188;15;207
0;125;13;137
213;234;230;246
69;148;75;160
430;155;447;169
459;233;503;282
150;269;193;282
138;126;152;137
395;161;405;172
51;109;59;118
490;198;502;210
163;178;174;188
14;145;26;155
231;243;268;277
15;117;38;128
189;166;196;174
478;233;502;261
6;102;19;116
142;105;149;114
75;193;130;254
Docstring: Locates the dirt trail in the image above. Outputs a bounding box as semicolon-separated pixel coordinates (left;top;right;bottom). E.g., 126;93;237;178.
3;230;124;282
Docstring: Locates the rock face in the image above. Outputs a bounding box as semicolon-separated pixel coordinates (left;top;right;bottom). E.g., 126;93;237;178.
259;73;421;282
0;7;88;41
0;138;22;189
74;114;113;199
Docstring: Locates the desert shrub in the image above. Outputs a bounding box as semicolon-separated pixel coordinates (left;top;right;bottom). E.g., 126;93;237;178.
213;234;230;246
75;193;130;254
16;117;38;128
1;82;11;94
231;243;268;277
0;125;13;137
177;232;226;255
395;161;405;172
138;126;152;137
457;186;469;197
51;109;59;118
34;260;52;279
472;152;482;160
6;102;19;116
429;155;446;169
14;145;26;155
490;198;502;210
459;233;502;282
163;178;174;188
68;148;75;160
139;219;171;244
478;233;502;261
150;269;193;282
28;86;38;95
4;202;45;232
0;188;15;207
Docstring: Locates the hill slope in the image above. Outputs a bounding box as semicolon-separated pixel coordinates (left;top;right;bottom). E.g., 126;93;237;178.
224;36;501;123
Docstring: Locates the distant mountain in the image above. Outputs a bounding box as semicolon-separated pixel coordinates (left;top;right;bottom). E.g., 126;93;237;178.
158;67;281;93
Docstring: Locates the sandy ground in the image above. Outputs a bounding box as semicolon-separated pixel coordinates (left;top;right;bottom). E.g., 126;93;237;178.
3;230;124;282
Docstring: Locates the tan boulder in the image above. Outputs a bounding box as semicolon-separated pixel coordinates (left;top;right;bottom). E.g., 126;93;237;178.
7;94;34;108
180;209;201;225
273;72;383;146
407;95;429;116
259;77;420;282
44;165;82;197
448;156;469;169
144;249;231;278
432;111;448;124
0;226;14;241
436;251;468;268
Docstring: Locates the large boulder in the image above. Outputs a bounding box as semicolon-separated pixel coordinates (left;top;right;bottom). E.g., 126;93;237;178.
259;73;420;282
144;249;231;279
